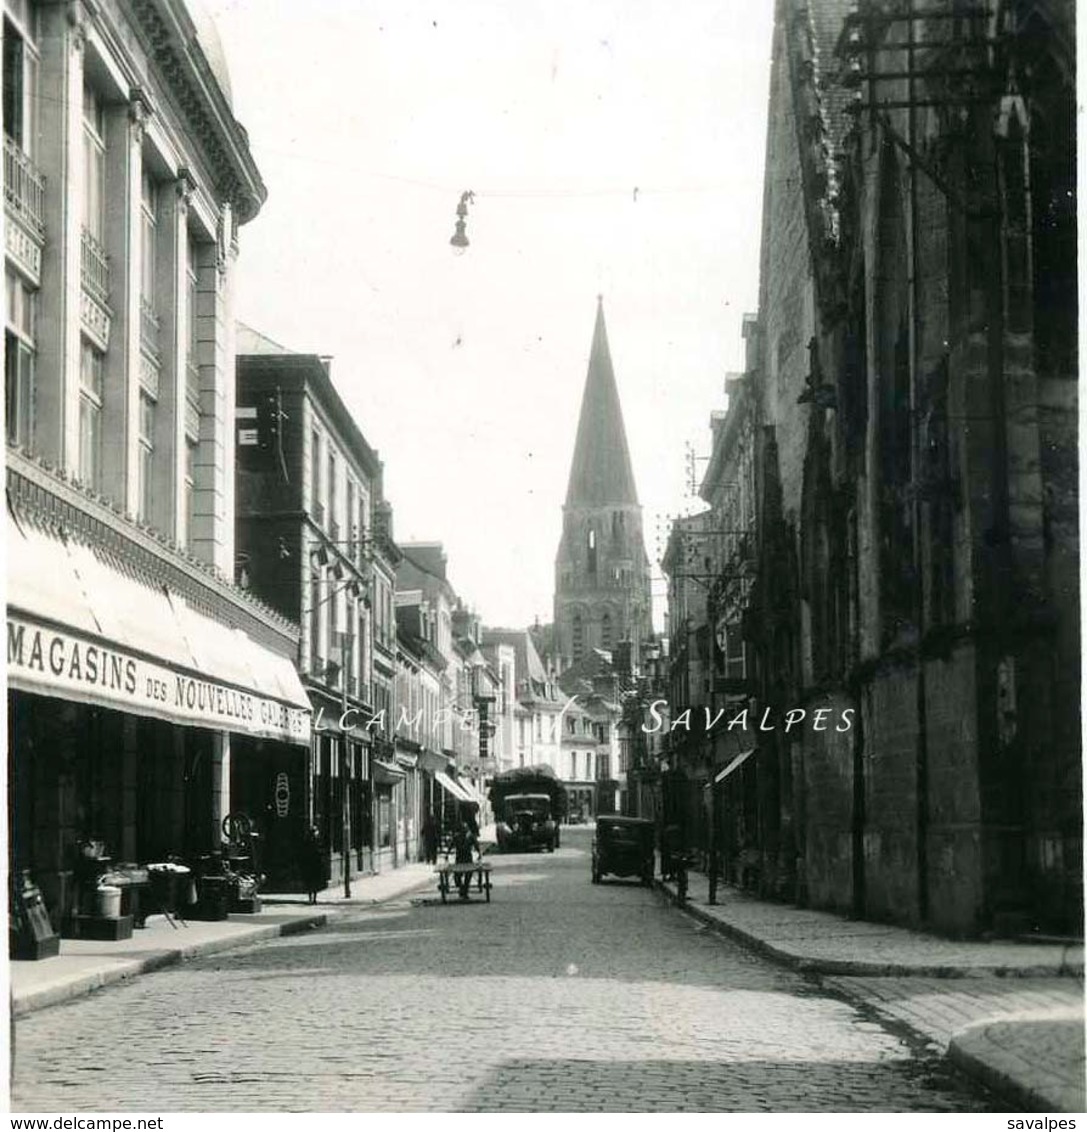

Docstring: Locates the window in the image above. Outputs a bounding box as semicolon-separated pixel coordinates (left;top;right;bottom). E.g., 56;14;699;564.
137;390;154;522
182;438;196;548
587;752;593;781
587;527;597;575
78;340;103;490
140;171;157;308
5;269;35;447
571;611;584;661
310;429;323;524
328;450;338;539
357;493;368;566
358;608;369;701
309;570;322;677
346;480;355;559
571;752;578;780
82;83;106;241
601;612;612;650
326;579;340;688
3;5;39;155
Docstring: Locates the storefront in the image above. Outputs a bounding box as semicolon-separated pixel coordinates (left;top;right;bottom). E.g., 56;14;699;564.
7;503;310;929
305;691;374;889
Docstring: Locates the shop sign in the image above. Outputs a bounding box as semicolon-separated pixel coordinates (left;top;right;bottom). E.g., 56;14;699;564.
7;615;310;745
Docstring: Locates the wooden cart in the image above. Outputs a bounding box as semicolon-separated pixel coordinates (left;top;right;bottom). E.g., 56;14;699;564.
434;861;492;903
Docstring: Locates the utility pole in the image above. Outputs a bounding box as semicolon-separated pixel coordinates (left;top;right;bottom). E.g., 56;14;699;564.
341;630;353;898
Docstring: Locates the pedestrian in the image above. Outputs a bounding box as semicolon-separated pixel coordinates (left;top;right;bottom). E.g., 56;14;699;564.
299;823;325;905
421;810;439;865
451;820;479;899
464;804;480;841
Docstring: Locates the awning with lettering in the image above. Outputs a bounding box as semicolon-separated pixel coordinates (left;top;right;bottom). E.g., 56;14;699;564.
434;770;472;804
7;511;310;746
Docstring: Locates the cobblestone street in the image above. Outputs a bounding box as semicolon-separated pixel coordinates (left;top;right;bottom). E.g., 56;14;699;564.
13;831;997;1112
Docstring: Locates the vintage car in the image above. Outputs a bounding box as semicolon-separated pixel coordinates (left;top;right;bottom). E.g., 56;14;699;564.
496;793;559;853
591;815;655;885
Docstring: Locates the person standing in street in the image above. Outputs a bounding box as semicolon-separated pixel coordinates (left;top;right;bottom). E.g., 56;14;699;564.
421;810;439;865
451;820;479;899
299;824;325;905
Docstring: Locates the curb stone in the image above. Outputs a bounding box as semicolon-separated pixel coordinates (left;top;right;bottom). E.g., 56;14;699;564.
948;1019;1086;1114
11;912;327;1018
656;879;1085;1112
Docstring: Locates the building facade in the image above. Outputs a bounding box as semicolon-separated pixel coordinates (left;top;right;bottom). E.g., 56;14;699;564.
234;330;393;887
737;0;1079;935
6;0;312;932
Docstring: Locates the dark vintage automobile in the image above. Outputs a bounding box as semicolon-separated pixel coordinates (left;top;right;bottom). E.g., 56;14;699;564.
496;793;559;853
591;815;655;885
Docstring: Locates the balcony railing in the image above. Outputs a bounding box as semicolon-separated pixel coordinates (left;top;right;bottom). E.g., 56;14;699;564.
80;228;110;307
4;135;45;238
140;298;161;362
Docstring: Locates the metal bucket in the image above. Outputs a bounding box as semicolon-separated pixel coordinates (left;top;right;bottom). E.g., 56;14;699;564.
96;884;122;919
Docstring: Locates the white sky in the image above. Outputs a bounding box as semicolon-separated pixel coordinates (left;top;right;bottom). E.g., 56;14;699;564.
206;0;774;629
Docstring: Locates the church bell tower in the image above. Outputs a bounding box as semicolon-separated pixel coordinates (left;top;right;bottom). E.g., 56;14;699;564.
553;297;652;672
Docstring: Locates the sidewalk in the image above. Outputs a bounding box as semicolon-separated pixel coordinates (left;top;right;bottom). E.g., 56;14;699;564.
11;860;438;1019
660;870;1085;1112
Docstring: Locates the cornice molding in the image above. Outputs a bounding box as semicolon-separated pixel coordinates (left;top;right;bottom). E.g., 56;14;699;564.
6;447;298;652
127;0;266;223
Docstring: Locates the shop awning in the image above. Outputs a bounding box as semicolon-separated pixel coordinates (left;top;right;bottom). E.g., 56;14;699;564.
457;780;485;807
373;759;407;786
711;748;756;785
7;510;311;746
434;770;472;804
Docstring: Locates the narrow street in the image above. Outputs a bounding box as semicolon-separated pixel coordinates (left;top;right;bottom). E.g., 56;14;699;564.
14;830;995;1113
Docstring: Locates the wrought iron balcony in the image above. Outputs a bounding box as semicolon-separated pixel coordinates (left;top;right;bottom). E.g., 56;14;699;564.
4;135;45;239
140;298;161;362
80;228;110;307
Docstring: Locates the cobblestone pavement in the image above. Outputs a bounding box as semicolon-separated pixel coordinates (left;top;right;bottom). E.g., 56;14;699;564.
13;831;998;1113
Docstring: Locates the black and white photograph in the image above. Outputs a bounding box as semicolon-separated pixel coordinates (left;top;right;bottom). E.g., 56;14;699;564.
4;0;1082;1118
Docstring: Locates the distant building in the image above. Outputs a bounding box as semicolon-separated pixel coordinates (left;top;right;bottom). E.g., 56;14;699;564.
553;298;652;673
483;628;567;777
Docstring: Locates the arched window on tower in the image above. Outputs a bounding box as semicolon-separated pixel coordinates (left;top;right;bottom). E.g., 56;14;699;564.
587;528;597;576
572;611;584;661
601;612;612;651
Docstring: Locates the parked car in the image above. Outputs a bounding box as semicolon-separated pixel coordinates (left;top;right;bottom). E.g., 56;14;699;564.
591;815;655;885
496;793;559;852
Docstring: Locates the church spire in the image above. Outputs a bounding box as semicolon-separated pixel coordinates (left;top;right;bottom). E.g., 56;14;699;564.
564;296;639;507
